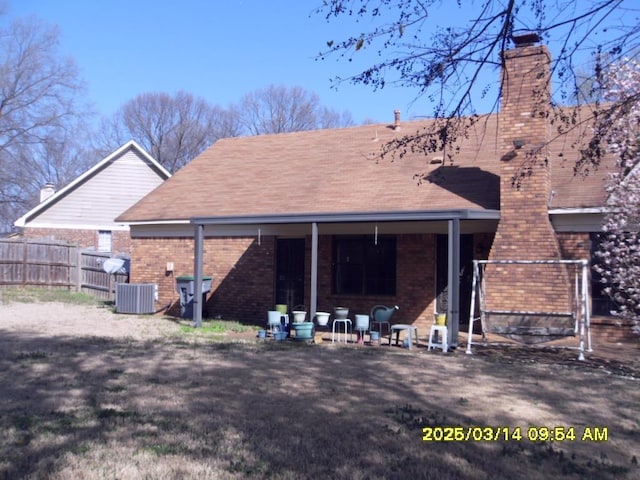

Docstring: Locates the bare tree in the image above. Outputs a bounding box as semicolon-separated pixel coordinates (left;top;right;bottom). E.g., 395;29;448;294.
316;0;639;169
237;85;354;135
95;91;242;173
0;16;90;231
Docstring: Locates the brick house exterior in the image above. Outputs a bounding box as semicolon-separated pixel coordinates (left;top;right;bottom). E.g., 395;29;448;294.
20;227;133;254
118;38;631;344
14;141;170;255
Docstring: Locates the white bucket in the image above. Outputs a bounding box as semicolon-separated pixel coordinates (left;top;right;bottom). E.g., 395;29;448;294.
355;314;369;331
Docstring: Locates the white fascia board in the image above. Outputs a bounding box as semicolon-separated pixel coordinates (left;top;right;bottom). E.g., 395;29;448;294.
126;140;171;178
548;207;606;215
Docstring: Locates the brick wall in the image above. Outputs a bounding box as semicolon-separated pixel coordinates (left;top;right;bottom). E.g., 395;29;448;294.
130;236;275;321
486;41;571;315
314;234;436;333
131;233;438;332
557;233;591;261
22;227;131;254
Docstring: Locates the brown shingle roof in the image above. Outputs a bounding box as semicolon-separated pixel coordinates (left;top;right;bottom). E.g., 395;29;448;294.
117;113;613;223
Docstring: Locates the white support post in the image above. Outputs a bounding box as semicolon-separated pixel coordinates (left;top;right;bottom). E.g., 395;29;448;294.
310;222;318;320
582;259;592;352
466;260;479;354
448;218;460;347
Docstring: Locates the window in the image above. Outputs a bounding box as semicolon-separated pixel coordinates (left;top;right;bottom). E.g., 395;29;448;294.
98;230;112;253
333;235;396;295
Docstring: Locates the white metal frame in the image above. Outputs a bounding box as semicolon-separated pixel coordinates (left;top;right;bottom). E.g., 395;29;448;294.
465;259;592;360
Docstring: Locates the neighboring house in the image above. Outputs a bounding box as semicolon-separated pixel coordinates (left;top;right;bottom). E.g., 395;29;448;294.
117;36;630;344
14;141;170;254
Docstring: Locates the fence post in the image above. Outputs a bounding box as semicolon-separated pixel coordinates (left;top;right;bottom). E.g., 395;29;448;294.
75;248;82;292
22;239;28;287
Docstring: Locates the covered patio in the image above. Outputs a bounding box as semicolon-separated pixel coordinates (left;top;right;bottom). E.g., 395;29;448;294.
187;208;500;348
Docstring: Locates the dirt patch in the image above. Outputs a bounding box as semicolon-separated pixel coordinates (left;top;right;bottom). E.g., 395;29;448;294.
0;301;638;479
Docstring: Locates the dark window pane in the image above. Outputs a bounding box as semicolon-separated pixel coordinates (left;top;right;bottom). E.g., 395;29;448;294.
333;235;396;295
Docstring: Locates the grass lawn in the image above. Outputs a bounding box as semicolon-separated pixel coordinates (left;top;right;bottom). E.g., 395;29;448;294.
0;290;638;479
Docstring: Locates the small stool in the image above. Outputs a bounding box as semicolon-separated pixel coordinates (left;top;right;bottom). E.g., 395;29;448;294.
388;324;419;350
371;320;389;345
332;318;352;343
428;325;448;353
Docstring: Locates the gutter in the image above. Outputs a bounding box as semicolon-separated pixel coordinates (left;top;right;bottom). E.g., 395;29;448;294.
190;209;501;225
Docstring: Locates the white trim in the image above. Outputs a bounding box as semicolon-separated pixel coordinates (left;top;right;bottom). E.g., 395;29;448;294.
549;207;606;215
14;140;170;228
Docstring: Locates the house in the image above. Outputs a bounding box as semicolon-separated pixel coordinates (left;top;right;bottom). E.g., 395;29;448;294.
117;36;629;345
14;141;170;254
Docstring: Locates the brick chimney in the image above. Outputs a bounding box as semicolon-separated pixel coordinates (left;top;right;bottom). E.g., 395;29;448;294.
393;109;401;130
486;34;571;323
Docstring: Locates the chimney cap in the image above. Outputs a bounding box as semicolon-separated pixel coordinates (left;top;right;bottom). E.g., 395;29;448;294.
512;32;541;47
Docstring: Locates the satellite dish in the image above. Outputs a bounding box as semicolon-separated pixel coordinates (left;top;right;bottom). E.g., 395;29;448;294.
103;258;125;274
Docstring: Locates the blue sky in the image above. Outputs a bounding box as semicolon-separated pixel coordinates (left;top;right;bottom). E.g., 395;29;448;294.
7;1;632;126
6;0;430;125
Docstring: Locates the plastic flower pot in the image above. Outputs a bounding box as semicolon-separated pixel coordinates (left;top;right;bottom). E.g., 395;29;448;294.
291;322;314;341
274;331;288;341
315;312;330;326
334;307;349;319
292;311;307;323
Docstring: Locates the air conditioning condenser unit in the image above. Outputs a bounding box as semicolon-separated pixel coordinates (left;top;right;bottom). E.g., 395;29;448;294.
116;283;156;314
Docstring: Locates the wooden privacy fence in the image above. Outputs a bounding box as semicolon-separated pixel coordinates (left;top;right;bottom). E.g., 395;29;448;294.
0;238;129;300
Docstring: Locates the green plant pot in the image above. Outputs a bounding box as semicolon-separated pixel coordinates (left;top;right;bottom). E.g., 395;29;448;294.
291;322;314;341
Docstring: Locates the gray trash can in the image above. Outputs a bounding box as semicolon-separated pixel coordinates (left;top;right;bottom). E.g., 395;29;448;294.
176;275;213;318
